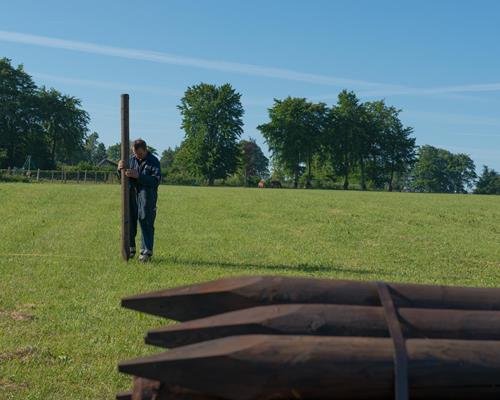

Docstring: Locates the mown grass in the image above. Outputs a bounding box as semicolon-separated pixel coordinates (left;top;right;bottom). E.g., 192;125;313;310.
0;182;499;399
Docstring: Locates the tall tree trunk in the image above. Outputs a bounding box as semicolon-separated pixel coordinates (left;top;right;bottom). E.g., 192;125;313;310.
48;122;57;168
360;157;366;191
388;168;394;192
208;176;215;186
306;152;312;189
343;156;349;190
8;140;15;168
51;139;57;169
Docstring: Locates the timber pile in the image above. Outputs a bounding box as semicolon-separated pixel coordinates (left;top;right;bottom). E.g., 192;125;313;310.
117;275;500;400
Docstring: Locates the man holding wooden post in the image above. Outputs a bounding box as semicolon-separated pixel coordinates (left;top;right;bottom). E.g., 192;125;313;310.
118;94;162;263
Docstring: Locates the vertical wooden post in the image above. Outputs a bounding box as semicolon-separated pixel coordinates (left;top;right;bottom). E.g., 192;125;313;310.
121;94;131;261
36;168;40;182
84;170;87;183
51;170;54;183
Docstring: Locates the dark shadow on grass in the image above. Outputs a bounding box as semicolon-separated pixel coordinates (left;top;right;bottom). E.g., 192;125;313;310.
152;256;389;276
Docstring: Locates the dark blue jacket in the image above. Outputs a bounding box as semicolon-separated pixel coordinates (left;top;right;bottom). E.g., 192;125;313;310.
128;152;162;190
120;152;162;219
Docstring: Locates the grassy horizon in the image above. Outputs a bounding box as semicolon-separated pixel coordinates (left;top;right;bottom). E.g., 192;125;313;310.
1;183;499;399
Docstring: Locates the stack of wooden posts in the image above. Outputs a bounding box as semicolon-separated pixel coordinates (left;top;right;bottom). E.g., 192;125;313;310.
117;275;500;400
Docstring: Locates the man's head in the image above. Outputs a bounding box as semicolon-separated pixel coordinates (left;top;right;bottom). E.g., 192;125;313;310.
132;139;148;160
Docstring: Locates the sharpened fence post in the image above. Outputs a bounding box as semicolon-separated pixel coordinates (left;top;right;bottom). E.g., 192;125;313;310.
121;94;131;261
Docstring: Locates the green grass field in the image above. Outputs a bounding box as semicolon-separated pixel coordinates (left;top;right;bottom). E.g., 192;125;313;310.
0;182;499;399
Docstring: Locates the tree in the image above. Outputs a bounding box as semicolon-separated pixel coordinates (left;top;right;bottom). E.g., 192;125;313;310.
238;138;269;186
258;97;326;188
37;87;89;168
0;58;39;168
364;101;416;191
447;152;477;193
0;148;6;165
474;166;500;195
84;132;107;164
178;83;244;185
107;143;121;161
410;145;476;193
160;147;177;170
323;91;364;190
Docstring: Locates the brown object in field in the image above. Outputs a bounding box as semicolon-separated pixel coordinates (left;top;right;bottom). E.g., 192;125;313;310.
116;392;132;400
118;377;223;400
144;303;500;348
119;334;500;400
121;275;500;321
120;94;130;261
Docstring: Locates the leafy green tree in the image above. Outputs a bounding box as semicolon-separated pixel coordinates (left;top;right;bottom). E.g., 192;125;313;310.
84;132;107;164
37;87;89;167
447;153;477;193
0;148;7;165
364;101;416;191
258;97;326;188
0;58;39;168
474;166;500;195
107;143;121;161
238;138;269;186
411;145;476;193
160;147;177;170
95;143;107;163
323;91;364;190
178;83;244;185
160;143;201;184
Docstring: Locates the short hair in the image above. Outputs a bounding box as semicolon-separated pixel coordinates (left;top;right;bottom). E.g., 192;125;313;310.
132;139;147;151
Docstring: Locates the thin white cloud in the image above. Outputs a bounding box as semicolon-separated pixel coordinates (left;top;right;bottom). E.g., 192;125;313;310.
404;110;500;127
3;31;500;98
357;85;500;97
0;30;406;91
443;132;500;138
31;72;183;96
433;145;500;158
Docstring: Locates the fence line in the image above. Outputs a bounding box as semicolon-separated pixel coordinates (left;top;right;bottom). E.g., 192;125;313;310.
0;168;118;184
1;168;372;190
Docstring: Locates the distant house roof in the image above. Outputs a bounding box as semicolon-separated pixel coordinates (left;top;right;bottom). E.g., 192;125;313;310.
97;158;118;167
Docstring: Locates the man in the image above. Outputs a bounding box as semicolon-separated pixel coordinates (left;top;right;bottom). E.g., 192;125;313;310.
118;139;162;263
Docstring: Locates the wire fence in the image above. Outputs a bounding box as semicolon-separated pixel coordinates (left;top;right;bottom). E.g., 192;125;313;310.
0;168;118;184
1;168;371;190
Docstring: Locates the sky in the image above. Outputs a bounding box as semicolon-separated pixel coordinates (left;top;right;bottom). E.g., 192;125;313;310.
1;0;499;170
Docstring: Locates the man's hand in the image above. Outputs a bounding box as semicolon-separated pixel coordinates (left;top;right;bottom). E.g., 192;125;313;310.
125;169;139;179
118;160;125;170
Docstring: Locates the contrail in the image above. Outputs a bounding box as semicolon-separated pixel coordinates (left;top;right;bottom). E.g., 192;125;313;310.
0;30;402;90
31;72;184;96
2;31;500;96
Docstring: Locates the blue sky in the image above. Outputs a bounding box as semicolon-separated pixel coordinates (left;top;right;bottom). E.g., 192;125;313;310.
1;0;499;170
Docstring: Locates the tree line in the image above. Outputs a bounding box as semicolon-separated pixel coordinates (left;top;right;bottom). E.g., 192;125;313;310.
0;58;91;169
169;83;498;194
1;58;498;194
